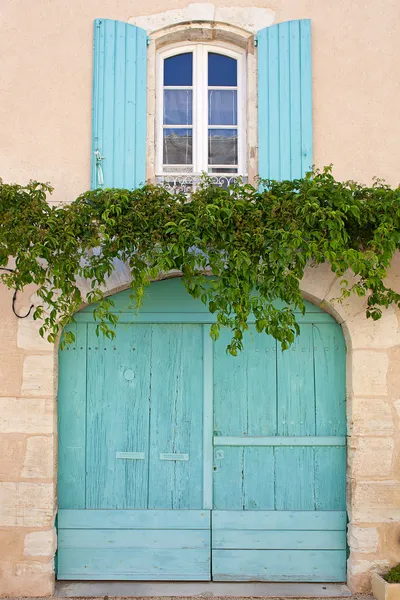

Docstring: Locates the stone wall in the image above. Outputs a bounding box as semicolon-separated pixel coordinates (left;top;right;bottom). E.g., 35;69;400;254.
0;289;56;596
0;259;400;595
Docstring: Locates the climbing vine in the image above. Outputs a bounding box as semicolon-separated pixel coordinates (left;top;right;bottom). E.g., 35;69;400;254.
1;166;400;354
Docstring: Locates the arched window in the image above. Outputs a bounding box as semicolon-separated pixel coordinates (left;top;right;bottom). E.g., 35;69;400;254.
156;44;246;188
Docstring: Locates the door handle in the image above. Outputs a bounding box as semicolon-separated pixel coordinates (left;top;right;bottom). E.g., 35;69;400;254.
116;451;145;460
159;453;189;461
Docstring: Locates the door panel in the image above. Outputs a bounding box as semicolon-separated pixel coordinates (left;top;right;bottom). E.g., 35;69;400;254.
58;323;87;509
148;324;203;509
212;323;346;582
58;319;209;581
58;509;210;580
86;324;151;509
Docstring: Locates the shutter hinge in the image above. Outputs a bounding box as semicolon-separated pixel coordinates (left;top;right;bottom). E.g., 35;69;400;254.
254;36;258;47
146;35;150;47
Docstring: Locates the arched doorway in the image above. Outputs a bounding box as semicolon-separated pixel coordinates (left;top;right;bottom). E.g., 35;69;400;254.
57;278;346;582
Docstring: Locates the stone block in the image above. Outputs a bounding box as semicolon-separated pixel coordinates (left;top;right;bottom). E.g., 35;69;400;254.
324;270;368;321
349;437;394;477
346;307;400;350
22;436;54;479
0;560;54;596
300;262;338;307
21;355;55;397
0;530;25;561
14;559;53;576
349;398;394;435
0;482;55;527
24;528;57;558
0;435;25;480
388;347;400;397
349;525;379;553
17;316;53;351
350;350;389;396
352;481;400;522
347;558;391;593
378;522;400;563
0;397;54;434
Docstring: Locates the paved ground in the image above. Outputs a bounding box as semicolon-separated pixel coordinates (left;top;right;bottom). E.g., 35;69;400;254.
2;594;373;600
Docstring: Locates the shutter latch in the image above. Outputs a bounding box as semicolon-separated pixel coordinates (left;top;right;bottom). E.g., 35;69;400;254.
94;149;104;186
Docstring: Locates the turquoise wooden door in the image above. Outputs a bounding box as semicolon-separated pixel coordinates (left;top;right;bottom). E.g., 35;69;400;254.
58;318;210;580
58;279;346;582
212;324;346;581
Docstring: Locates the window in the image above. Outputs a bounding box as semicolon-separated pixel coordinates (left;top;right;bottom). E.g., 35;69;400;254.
156;44;246;188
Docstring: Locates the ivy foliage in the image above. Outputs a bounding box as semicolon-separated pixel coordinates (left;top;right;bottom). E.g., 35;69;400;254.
1;167;400;354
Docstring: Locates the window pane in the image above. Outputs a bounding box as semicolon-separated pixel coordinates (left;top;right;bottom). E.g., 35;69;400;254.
163;128;193;165
164;90;192;125
208;167;238;174
208;129;238;165
208;90;237;125
208;53;237;86
164;53;193;86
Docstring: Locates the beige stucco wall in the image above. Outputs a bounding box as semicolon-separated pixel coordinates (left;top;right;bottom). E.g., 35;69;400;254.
0;0;400;596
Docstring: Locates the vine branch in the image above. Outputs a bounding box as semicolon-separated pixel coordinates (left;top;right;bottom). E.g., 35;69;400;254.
0;167;399;354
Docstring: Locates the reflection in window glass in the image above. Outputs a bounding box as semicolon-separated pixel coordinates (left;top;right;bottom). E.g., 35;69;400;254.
164;90;192;125
163;128;193;165
164;53;193;86
208;129;238;165
208;90;237;125
208;53;237;86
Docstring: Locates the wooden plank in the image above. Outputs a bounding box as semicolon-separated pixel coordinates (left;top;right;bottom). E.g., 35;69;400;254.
58;509;210;530
86;324;151;509
213;447;244;510
59;529;209;549
148;324;203;509
214;436;346;447
313;324;346;436
246;327;277;436
75;314;332;324
277;324;315;436
315;447;346;511
212;511;346;531
74;311;336;324
275;447;315;510
212;549;346;582
289;20;302;179
278;21;291;180
58;323;87;509
214;327;248;437
212;529;346;550
58;548;211;580
299;19;313;174
203;327;214;510
243;447;275;510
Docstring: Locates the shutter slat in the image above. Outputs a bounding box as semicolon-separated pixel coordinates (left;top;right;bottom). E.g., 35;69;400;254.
91;19;147;189
257;19;312;181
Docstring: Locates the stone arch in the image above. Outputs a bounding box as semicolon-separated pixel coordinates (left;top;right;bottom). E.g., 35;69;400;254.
16;260;400;593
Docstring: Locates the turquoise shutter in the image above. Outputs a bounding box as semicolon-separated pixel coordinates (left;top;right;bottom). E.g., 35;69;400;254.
91;19;147;189
257;19;312;181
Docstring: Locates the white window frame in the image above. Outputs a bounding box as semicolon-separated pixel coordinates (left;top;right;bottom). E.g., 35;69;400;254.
156;42;247;179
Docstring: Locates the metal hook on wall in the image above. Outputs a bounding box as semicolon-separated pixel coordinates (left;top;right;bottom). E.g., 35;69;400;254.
0;268;34;319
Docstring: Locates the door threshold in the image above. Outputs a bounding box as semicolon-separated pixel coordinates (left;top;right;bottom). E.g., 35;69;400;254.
55;581;352;598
